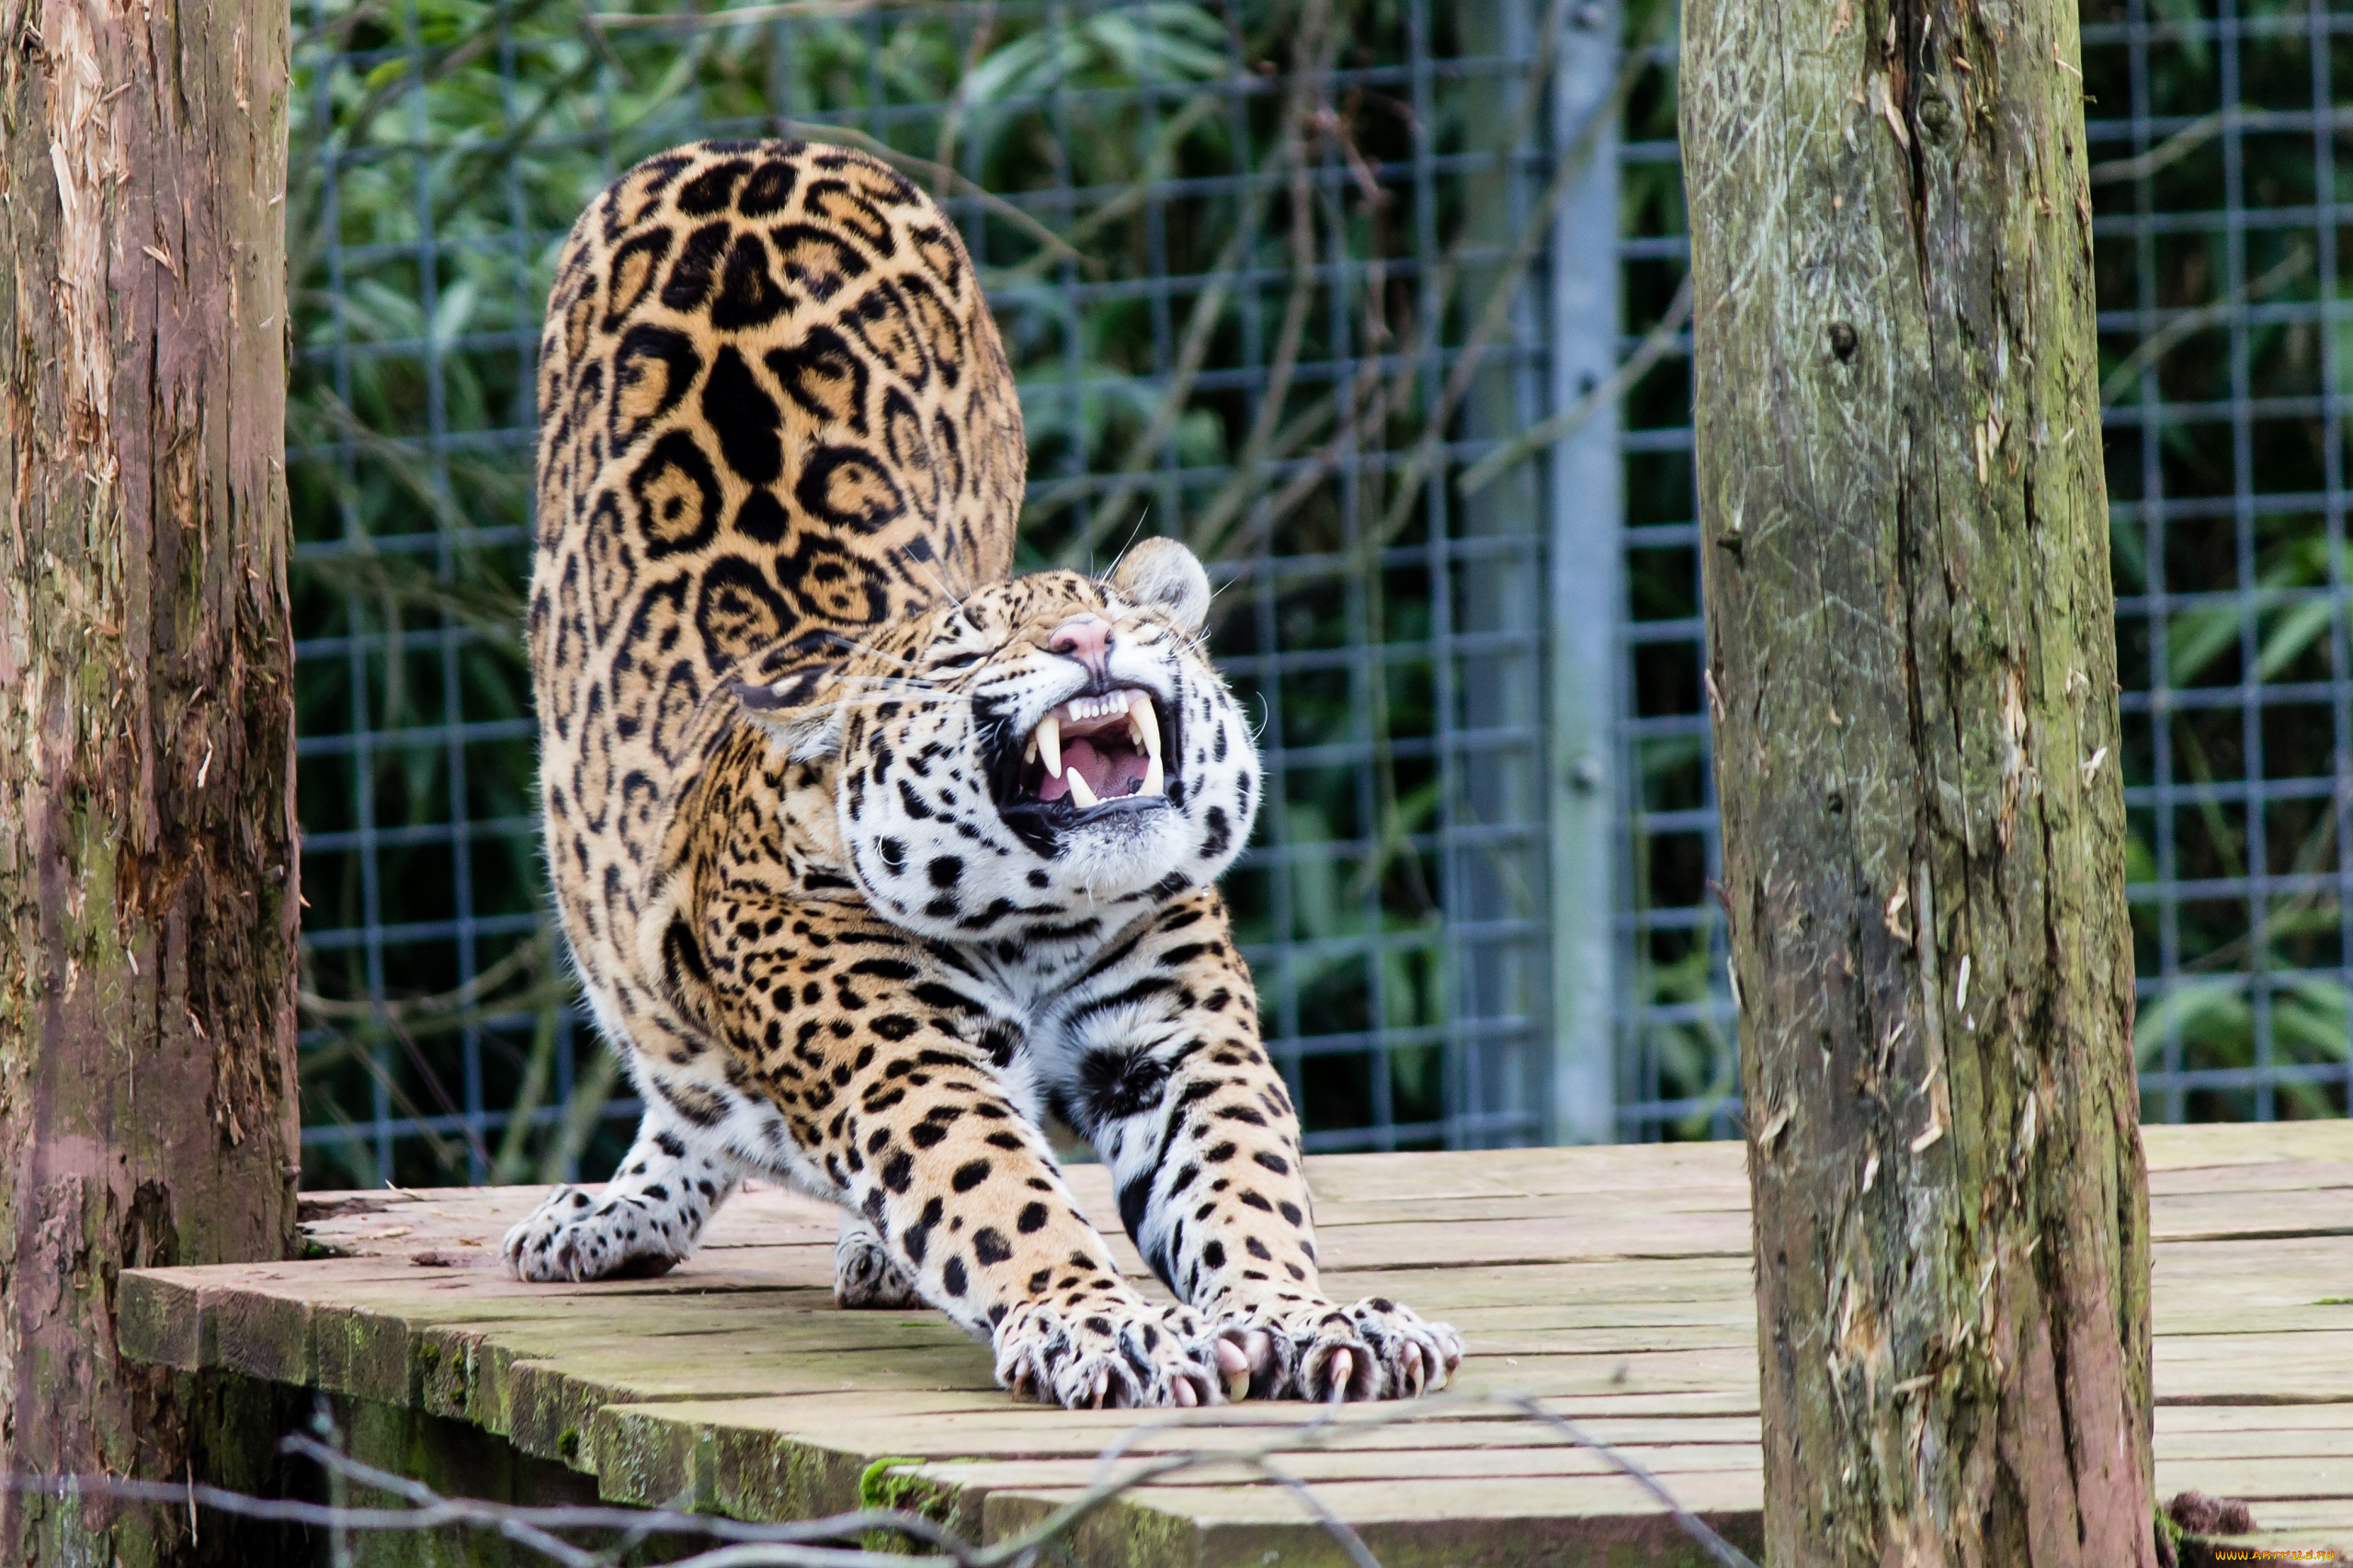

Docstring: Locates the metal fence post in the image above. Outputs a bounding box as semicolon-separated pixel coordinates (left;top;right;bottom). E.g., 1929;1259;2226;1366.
1547;0;1623;1145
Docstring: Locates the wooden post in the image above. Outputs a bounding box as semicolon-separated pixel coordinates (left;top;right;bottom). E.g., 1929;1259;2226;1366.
0;3;297;1561
1679;2;2155;1564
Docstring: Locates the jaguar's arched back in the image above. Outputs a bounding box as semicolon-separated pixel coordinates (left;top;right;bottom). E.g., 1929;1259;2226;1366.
529;140;1022;877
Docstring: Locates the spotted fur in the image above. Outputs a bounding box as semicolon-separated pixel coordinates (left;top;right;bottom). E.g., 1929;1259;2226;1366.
508;139;1461;1408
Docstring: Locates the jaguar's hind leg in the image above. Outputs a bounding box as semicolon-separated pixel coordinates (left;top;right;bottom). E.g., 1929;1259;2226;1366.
505;1097;739;1282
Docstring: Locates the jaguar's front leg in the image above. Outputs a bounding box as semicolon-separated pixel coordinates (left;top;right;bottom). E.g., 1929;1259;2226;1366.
505;1079;740;1281
698;901;1241;1408
1046;890;1464;1403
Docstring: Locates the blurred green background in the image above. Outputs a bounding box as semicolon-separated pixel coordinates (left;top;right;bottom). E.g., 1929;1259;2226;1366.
288;0;2353;1189
1613;0;2353;1142
291;0;1575;1185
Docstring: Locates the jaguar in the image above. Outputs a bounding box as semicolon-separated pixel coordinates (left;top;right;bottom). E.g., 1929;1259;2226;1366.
505;137;1463;1409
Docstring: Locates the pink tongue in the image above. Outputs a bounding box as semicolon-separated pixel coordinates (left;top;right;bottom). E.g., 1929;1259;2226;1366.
1038;737;1149;804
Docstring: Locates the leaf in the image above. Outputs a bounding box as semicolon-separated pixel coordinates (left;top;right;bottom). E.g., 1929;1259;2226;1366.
2132;980;2248;1069
2256;594;2332;682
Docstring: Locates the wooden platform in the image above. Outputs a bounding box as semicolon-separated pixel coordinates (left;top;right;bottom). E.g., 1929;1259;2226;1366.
120;1125;2353;1565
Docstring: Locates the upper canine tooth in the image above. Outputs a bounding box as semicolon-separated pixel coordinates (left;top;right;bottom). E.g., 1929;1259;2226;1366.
1037;715;1063;778
1130;694;1161;758
1065;769;1100;809
1141;754;1165;796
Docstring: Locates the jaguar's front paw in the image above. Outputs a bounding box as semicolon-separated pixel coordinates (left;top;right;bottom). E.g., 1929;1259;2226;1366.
994;1298;1245;1410
834;1215;923;1309
502;1184;693;1282
1221;1296;1463;1403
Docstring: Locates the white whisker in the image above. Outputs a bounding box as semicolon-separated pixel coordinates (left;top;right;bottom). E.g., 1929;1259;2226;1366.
897;546;972;614
1103;505;1152;581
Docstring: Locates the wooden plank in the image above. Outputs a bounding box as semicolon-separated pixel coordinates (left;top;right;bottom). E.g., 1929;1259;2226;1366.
2152;1456;2353;1502
997;1501;1760;1568
2152;1235;2353;1284
1306;1191;1752;1228
589;1387;1776;1521
290;1132;2353;1259
1313;1258;1756;1309
1289;1144;1750;1201
2158;1403;2353;1434
896;1443;1766;1491
2151;1306;2353;1337
2149;1190;2353;1244
111;1132;2353;1563
2148;1160;2353;1197
973;1469;1769;1535
989;1471;1769;1518
2158;1426;2353;1460
2142;1122;2353;1169
646;1410;1768;1460
2156;1333;2353;1405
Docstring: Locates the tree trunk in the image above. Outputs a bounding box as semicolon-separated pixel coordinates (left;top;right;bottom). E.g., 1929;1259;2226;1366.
1678;3;2154;1565
0;3;297;1562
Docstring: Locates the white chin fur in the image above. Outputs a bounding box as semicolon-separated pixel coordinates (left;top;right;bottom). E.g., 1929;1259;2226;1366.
1051;810;1188;896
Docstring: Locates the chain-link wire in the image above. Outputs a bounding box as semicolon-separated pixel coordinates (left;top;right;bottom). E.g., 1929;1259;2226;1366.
288;0;1588;1186
1614;0;2353;1138
290;0;2338;1182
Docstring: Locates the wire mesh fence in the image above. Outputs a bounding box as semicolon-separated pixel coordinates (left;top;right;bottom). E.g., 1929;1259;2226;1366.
1613;0;2353;1138
289;0;2353;1187
288;0;1614;1186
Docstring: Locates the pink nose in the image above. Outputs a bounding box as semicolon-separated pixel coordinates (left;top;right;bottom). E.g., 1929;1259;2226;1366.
1048;616;1111;662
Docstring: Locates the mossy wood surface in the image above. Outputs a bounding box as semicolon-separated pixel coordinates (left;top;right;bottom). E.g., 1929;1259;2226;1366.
119;1131;2353;1565
1678;0;2152;1562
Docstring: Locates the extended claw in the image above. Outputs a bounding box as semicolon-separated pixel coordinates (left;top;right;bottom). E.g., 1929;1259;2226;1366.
1174;1378;1199;1407
1325;1348;1354;1403
1216;1336;1251;1403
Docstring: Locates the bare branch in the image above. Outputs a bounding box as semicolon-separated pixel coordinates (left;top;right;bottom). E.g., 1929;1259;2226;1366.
1503;1398;1759;1568
1456;274;1694;497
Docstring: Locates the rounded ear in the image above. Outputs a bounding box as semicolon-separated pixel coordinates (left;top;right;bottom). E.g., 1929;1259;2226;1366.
731;666;846;761
1108;536;1211;633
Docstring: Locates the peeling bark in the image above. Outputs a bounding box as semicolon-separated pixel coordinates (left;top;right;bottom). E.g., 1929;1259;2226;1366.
1678;2;2155;1564
0;2;297;1562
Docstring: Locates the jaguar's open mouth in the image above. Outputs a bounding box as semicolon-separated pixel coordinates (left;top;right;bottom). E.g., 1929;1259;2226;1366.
995;686;1177;824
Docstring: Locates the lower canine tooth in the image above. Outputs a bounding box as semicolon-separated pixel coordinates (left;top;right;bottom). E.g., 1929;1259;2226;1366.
1065;770;1100;809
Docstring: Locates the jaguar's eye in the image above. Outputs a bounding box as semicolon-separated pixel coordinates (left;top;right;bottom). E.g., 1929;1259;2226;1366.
932;649;984;672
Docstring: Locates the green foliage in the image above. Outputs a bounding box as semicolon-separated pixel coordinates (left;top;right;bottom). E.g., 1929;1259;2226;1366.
2084;0;2353;1125
285;0;2353;1177
290;0;1573;1183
